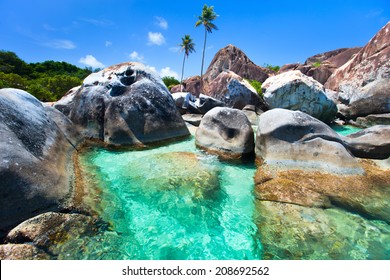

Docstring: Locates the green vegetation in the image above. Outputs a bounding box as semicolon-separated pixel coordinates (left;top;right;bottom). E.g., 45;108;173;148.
195;4;218;77
247;79;263;96
0;50;91;101
263;63;280;73
312;61;322;68
162;76;180;90
179;34;196;91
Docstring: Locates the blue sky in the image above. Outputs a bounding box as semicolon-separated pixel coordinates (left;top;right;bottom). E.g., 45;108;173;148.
1;0;389;79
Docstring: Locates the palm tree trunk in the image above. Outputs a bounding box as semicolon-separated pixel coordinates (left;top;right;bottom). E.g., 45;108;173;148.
180;53;186;92
200;27;208;77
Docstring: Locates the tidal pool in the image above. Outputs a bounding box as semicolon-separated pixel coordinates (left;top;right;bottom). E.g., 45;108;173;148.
55;126;389;260
331;124;362;136
57;136;262;260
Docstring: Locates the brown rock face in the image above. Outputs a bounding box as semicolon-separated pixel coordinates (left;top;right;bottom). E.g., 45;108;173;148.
325;21;390;118
203;44;271;86
280;48;361;85
171;76;202;97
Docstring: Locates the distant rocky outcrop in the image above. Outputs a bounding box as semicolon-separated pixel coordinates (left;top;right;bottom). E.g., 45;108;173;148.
262;71;337;123
171;45;270;110
325;21;390;118
55;62;189;146
280;47;361;85
196;107;254;159
0;88;78;238
203;44;271;86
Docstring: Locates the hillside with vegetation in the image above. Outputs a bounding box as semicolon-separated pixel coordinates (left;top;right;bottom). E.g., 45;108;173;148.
0;50;92;102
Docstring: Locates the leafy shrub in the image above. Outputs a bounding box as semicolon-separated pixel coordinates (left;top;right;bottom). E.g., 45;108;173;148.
247;79;263;96
263;63;280;73
312;61;321;68
162;76;180;89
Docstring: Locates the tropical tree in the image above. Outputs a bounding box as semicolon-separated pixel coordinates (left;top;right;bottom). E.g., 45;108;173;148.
195;4;218;77
179;34;195;91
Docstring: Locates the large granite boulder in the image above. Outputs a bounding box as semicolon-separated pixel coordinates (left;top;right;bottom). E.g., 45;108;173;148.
196;107;254;159
262;71;338;123
55;62;189;146
206;70;268;110
255;108;362;174
203;44;271;86
343;125;390;159
0;88;78;238
172;92;225;115
325;21;390;118
355;113;390;127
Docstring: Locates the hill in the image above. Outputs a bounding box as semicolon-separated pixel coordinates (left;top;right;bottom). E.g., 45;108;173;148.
0;51;92;101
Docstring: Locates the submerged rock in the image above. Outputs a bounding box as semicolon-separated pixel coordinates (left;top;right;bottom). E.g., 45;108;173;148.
196;107;254;160
255;200;390;260
127;152;220;199
0;88;77;238
262;70;337;123
55;62;189;146
5;212;99;256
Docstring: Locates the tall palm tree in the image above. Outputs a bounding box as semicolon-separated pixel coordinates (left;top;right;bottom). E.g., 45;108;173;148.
179;34;195;91
195;4;218;78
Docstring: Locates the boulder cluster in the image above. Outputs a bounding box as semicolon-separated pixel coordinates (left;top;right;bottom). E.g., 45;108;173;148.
0;21;389;259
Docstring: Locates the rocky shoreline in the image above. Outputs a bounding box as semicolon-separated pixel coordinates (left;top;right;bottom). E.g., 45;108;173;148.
1;21;389;260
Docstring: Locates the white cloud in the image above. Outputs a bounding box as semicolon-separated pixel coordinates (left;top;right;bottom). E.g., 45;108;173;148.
148;32;165;46
146;65;179;79
155;16;168;30
43;39;76;49
160;67;179;79
169;46;180;53
80;18;114;27
105;41;112;47
79;55;105;69
129;51;144;62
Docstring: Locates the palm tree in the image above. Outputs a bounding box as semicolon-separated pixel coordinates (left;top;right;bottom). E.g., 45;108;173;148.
195;4;218;78
179;34;195;91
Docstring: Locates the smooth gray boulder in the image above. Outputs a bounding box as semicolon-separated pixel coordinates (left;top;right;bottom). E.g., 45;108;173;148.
355;113;390;127
55;62;189;146
262;70;337;123
195;107;254;159
255;108;363;174
343;125;390;159
0;88;77;237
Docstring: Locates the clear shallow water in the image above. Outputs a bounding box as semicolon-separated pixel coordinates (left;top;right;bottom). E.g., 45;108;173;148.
331;124;362;136
57;136;262;260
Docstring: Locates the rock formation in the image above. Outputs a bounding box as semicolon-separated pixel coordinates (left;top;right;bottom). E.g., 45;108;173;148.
255;108;363;174
280;47;361;85
206;70;267;110
262;71;337;123
55;62;189;146
0;88;78;238
196;107;254;159
325;21;390;118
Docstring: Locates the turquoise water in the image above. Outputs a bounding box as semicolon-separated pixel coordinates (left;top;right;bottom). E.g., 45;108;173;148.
57;136;262;260
331;124;362;136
